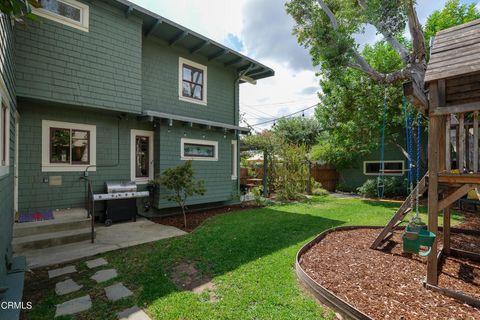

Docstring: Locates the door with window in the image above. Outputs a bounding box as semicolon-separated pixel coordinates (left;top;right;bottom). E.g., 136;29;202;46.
130;130;154;183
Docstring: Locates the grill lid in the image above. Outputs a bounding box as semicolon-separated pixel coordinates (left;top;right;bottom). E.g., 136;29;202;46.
105;181;137;193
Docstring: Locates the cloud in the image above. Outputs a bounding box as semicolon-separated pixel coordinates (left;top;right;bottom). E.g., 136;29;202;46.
299;86;319;96
224;33;244;52
240;0;313;72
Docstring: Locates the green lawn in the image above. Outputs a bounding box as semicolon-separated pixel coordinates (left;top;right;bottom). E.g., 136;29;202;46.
24;196;462;320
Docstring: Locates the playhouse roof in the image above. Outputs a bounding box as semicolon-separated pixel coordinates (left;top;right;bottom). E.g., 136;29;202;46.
425;19;480;83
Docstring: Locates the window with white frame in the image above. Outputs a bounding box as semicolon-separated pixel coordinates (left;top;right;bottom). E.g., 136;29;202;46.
33;0;89;32
42;120;96;172
231;140;237;179
130;130;154;183
179;57;207;105
181;138;217;161
0;99;10;177
363;161;404;176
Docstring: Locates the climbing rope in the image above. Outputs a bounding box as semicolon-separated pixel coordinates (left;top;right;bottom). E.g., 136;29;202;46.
415;113;421;220
377;89;388;198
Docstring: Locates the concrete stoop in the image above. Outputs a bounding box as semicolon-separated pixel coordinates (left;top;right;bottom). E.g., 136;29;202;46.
13;209;94;252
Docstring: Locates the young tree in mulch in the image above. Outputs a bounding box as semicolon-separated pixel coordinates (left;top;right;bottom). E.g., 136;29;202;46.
161;161;206;228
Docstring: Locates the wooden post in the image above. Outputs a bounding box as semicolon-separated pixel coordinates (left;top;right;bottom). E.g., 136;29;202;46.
474;111;478;173
446;115;451;172
263;151;268;197
443;206;451;256
459;113;465;172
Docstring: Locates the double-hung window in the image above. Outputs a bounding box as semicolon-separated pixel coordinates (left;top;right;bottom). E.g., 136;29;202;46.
231;140;237;179
34;0;89;32
42;120;96;172
179;57;207;105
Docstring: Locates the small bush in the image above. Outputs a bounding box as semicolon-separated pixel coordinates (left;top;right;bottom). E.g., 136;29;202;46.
312;188;329;196
357;179;378;198
336;182;356;193
357;177;408;198
251;186;267;206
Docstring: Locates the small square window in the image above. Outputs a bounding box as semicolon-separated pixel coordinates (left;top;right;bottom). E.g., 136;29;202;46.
179;58;207;105
34;0;89;32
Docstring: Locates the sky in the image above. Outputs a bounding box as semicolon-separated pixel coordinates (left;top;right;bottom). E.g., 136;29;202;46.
130;0;480;131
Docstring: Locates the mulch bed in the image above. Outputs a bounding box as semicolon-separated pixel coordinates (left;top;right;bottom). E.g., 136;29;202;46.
299;227;480;319
149;202;258;232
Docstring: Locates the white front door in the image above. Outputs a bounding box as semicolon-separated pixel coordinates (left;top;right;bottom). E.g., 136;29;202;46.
14;112;19;214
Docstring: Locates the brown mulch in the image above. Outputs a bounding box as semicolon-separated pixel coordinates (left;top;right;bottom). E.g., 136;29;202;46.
300;228;480;319
149;203;258;232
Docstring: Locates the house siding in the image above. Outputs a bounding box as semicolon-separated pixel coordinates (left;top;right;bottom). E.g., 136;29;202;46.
0;13;16;280
17;102;153;212
142;37;238;124
14;0;143;114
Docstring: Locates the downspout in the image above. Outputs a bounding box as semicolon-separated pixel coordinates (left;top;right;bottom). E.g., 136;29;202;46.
234;64;254;199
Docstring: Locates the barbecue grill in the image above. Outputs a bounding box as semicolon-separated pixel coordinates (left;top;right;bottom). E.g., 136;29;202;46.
93;181;149;226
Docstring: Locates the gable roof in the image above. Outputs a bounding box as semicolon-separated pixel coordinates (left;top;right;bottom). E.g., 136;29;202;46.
425;19;480;83
107;0;274;81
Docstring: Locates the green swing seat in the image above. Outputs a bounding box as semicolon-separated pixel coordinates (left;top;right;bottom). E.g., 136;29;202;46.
402;225;436;257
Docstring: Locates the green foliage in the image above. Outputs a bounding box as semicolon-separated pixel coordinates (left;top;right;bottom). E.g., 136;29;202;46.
0;0;38;20
251;186;267;206
274;144;310;201
241;131;281;155
424;0;480;47
363;0;408;36
336;182;356;193
161;160;206;227
312;187;329;196
272;117;321;148
357;177;407;198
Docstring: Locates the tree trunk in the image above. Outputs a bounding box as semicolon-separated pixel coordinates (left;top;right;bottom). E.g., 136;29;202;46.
181;205;187;228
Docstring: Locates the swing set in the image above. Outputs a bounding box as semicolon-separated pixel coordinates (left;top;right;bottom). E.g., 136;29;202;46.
377;93;436;256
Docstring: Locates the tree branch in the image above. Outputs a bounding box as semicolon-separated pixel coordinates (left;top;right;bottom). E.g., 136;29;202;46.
406;0;426;64
356;0;409;63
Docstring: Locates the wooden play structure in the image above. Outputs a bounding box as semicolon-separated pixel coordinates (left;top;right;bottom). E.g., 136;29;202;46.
372;19;480;306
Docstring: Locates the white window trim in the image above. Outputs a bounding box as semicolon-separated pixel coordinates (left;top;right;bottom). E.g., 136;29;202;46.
231;140;237;180
363;160;405;176
178;57;208;106
33;0;89;32
181;138;218;161
42;120;96;172
0;80;11;178
130;129;154;184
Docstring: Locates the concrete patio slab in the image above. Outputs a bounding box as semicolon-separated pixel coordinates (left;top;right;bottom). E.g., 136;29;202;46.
104;282;133;302
117;306;151;320
17;218;186;268
48;265;76;279
55;278;83;295
86;257;108;269
91;269;118;283
55;295;91;317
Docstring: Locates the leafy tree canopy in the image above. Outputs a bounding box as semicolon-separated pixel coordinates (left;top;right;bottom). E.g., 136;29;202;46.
271;117;321;148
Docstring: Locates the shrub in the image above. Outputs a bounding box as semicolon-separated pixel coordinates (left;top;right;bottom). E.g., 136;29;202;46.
336;182;356;193
274;144;309;201
251;186;267;206
312;188;329;196
357;177;408;198
357;179;378;198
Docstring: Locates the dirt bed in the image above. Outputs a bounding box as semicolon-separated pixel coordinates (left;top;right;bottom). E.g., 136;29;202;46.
300;228;480;319
150;203;257;232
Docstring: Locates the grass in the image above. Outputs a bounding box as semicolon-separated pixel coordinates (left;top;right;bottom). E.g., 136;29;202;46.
24;196;463;320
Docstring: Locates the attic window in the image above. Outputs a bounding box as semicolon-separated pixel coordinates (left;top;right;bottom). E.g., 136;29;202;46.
34;0;89;32
179;57;208;105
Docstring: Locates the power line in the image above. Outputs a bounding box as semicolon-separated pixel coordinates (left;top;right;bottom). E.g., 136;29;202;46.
241;97;317;108
250;104;318;127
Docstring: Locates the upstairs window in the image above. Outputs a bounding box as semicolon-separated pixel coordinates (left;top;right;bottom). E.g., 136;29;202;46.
34;0;89;32
0;101;9;176
179;57;207;105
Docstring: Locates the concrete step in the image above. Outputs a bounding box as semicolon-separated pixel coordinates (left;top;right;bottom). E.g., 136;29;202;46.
13;218;91;237
12;228;94;252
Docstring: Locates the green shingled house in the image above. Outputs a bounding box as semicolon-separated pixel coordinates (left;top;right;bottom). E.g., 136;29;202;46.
0;0;273;313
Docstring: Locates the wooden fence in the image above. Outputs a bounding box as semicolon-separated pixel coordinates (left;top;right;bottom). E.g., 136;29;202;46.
311;165;338;191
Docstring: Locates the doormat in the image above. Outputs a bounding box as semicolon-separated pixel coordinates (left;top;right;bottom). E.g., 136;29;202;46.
18;211;54;223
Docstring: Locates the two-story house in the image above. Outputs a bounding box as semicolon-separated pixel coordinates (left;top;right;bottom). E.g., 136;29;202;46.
0;0;273;313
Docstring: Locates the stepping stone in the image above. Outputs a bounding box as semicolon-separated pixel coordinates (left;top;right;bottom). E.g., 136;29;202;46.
48;265;76;279
55;295;91;317
90;268;117;283
86;258;108;269
117;306;151;320
104;282;133;302
55;278;83;296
